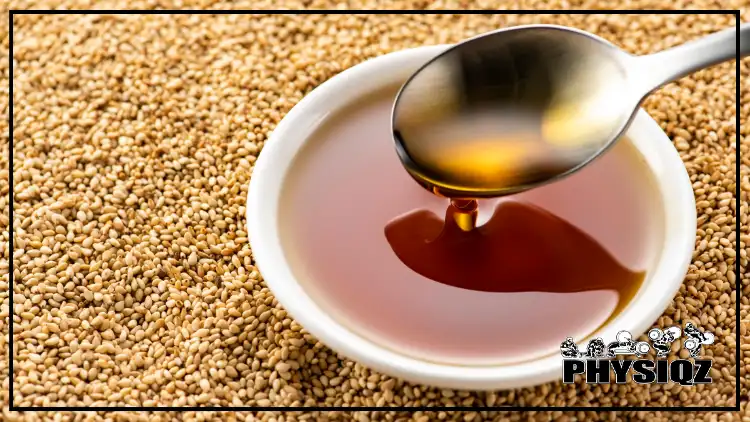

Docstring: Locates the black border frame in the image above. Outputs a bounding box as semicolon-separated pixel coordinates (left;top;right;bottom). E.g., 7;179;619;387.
7;8;743;413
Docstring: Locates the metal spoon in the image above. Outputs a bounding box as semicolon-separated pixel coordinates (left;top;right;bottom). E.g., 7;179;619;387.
392;23;749;203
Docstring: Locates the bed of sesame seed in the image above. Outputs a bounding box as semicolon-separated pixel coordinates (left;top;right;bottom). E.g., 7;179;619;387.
3;3;748;422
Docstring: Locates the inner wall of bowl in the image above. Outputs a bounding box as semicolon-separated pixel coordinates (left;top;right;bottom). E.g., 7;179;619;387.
277;83;665;367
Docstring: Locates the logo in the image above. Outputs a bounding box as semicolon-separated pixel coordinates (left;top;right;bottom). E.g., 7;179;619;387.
561;323;714;386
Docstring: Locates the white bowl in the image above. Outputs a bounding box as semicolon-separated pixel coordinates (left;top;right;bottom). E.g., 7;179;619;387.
246;45;696;390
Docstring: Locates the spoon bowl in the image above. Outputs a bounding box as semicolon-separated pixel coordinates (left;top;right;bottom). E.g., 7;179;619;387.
393;23;748;199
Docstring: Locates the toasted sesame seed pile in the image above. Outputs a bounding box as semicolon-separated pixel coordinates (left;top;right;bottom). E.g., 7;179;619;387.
4;3;749;422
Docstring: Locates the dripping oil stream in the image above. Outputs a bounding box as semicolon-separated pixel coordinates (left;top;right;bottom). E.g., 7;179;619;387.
384;200;645;325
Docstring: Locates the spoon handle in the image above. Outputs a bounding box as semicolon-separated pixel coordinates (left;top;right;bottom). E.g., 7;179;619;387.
633;23;750;94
